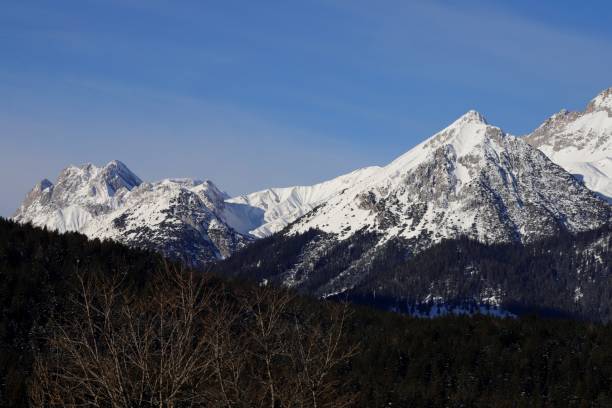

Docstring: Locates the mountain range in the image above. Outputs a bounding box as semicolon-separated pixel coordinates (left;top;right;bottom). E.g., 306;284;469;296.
12;89;612;316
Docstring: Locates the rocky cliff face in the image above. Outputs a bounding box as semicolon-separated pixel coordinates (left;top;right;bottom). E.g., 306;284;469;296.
525;88;612;202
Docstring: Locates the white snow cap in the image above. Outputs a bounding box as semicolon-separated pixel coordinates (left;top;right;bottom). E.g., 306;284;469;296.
453;110;488;125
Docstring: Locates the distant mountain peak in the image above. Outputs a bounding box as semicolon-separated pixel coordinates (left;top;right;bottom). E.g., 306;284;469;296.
586;87;612;113
103;159;135;176
54;160;141;191
524;89;612;202
451;110;488;126
98;160;142;193
12;160;250;264
107;159;126;167
416;110;501;162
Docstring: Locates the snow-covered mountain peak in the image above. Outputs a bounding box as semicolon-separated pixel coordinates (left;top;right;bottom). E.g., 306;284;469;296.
156;178;223;193
453;109;488;125
524;89;612;202
97;160;142;195
526;89;612;155
13;160;144;232
383;111;503;181
222;112;513;241
13;162;250;265
426;111;500;152
53;160;142;201
586;87;612;113
190;179;230;209
287;108;609;252
533;109;578;132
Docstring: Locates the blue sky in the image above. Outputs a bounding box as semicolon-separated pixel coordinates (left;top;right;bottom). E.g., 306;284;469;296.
1;0;611;216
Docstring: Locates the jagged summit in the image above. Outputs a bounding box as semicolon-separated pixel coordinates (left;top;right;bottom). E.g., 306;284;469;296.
587;87;612;112
97;160;142;194
49;160;142;201
429;110;499;149
12;161;250;264
524;88;612;201
453;110;488;125
529;88;612;137
13;160;144;232
382;110;502;183
533;109;577;131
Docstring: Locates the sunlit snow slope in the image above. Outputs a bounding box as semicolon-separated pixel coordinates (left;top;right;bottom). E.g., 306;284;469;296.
225;166;380;237
525;88;612;202
286;110;609;245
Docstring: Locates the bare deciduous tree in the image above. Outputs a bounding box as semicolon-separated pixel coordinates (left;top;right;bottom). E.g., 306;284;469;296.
286;302;358;408
242;287;358;408
31;266;216;407
30;267;358;408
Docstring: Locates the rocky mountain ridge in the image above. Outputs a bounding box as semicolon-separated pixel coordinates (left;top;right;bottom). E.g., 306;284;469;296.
524;87;612;201
13;89;612;269
13;161;250;266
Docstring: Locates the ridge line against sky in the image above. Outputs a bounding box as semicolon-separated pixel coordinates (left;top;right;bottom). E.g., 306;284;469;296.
1;0;612;216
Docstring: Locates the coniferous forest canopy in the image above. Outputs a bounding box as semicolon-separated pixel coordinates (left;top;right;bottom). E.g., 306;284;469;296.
2;218;612;407
212;224;612;321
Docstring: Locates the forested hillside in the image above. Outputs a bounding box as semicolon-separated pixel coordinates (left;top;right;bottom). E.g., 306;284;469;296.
213;225;612;321
3;218;612;407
